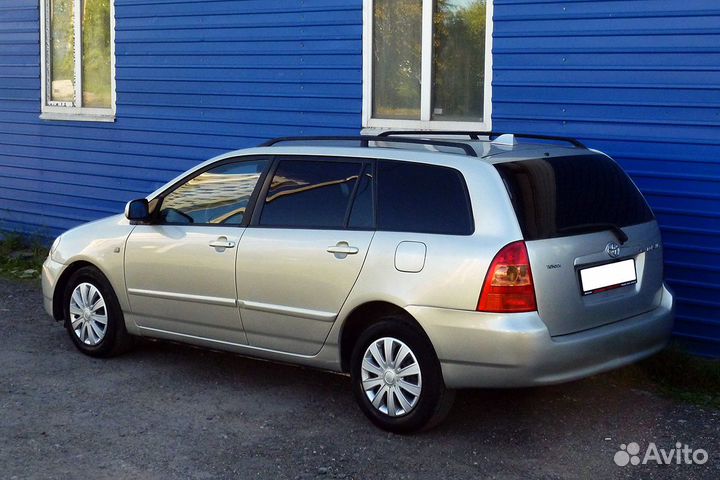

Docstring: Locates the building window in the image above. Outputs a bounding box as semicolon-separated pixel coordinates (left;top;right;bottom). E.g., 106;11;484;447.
41;0;115;121
363;0;493;130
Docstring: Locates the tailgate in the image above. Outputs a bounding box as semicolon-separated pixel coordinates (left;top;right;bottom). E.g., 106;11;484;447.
526;222;663;336
495;153;664;336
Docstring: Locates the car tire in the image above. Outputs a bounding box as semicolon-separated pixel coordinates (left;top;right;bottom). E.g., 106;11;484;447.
63;266;133;358
350;317;455;433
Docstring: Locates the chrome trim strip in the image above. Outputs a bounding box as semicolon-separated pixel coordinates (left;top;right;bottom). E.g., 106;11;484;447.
127;288;237;307
238;299;337;322
136;326;315;359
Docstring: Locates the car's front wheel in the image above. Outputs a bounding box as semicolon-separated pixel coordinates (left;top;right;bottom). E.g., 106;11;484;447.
63;266;133;357
350;318;454;433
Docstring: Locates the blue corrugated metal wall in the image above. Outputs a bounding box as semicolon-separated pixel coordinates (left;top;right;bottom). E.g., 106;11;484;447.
0;0;362;237
0;0;718;356
493;0;720;356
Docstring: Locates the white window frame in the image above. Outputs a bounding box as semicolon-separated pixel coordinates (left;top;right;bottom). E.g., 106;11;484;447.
362;0;493;131
39;0;116;122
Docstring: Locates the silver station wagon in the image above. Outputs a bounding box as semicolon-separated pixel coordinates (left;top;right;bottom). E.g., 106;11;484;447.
42;132;675;432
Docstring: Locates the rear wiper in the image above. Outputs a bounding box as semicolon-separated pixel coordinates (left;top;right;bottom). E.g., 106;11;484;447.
557;223;628;244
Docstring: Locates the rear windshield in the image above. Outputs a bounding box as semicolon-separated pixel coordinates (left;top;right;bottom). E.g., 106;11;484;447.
495;155;654;241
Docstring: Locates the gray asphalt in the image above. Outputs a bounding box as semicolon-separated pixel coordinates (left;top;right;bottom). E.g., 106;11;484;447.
1;278;718;479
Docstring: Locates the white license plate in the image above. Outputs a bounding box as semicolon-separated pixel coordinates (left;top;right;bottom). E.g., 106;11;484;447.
579;259;637;295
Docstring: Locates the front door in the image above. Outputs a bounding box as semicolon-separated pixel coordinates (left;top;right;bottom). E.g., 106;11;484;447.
236;156;375;355
124;157;270;344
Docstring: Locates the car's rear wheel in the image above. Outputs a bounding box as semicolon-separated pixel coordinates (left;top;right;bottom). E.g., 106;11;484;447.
350;318;454;433
63;266;133;357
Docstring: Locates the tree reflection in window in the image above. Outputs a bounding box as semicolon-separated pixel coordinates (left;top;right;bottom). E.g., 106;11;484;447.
371;0;487;122
160;160;268;225
260;160;363;229
432;0;487;121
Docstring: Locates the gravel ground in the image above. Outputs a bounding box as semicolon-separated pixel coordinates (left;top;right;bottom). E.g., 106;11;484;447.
1;278;718;479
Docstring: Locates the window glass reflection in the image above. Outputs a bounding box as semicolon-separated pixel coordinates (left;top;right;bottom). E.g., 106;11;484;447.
261;160;362;228
160;160;268;225
372;0;422;119
82;0;112;108
50;0;75;103
432;0;487;121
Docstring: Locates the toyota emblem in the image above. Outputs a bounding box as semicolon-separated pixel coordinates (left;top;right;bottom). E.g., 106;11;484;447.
605;241;621;258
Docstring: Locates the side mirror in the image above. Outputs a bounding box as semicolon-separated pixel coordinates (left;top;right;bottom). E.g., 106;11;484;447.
125;198;150;221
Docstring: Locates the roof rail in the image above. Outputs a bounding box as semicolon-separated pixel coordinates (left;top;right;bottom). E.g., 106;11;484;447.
503;133;586;149
377;130;492;140
260;135;478;157
377;130;586;149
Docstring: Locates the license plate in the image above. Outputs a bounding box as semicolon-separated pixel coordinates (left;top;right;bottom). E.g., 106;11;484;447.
579;259;637;296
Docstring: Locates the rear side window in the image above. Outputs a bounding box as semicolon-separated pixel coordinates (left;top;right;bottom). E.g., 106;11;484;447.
495;155;655;241
377;161;473;235
348;164;374;229
259;158;364;229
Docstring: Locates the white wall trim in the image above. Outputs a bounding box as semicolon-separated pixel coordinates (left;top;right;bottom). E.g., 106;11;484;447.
39;0;48;112
39;0;117;121
40;112;116;122
361;0;493;132
361;0;373;128
484;0;494;131
420;0;433;122
73;0;82;106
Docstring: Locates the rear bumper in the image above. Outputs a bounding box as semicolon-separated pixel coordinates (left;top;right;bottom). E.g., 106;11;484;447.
408;283;675;389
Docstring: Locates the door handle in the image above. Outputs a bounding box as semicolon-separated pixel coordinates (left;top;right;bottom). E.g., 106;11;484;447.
209;237;236;249
327;243;359;255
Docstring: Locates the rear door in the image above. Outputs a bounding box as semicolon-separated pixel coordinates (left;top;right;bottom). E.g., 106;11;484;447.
235;156;374;355
495;154;663;336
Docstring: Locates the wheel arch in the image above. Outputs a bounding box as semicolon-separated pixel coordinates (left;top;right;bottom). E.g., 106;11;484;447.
338;301;435;373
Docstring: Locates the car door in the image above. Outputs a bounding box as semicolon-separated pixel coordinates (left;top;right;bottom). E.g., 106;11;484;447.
124;157;270;344
236;156;375;356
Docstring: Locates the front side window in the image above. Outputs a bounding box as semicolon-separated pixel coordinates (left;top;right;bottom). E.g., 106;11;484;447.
159;159;269;225
366;0;492;129
259;159;366;229
41;0;114;120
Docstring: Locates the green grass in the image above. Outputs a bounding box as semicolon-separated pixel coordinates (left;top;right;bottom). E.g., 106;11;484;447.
0;231;48;281
638;347;720;409
592;346;720;410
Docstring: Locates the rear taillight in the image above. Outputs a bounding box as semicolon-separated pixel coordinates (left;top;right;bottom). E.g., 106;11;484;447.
477;241;537;313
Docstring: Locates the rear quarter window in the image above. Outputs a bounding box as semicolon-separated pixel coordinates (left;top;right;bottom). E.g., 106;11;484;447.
377;161;473;235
